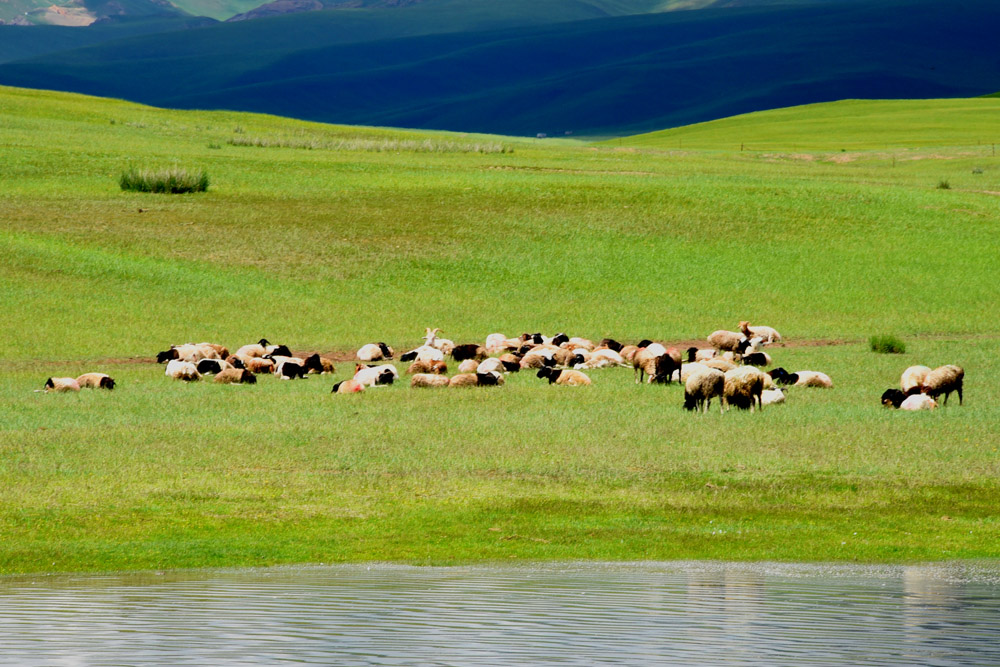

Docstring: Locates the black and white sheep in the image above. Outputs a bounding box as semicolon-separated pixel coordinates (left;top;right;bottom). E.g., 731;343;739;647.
76;373;115;390
44;377;81;392
536;367;592;386
683;368;725;413
357;342;394;362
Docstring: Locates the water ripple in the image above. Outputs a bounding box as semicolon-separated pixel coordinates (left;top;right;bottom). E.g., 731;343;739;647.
0;562;998;666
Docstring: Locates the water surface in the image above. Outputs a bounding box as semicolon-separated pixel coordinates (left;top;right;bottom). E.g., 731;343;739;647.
1;561;998;665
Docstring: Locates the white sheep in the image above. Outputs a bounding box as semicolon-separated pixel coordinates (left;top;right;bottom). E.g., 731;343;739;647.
900;365;933;395
707;330;749;354
793;371;833;388
44;377;80;393
921;365;964;405
739;321;782;344
357;342;394;362
165;360;200;381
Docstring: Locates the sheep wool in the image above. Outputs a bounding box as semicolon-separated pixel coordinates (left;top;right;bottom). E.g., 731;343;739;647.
537;368;591;386
44;377;81;393
900;365;932;395
76;373;115;390
411;373;450;388
165;360;201;381
723;366;765;412
707;330;748;353
761;388;785;406
683;368;725;413
921;365;964;406
214;368;257;384
457;359;480;374
332;379;365;394
449;373;479;387
793;371;833;388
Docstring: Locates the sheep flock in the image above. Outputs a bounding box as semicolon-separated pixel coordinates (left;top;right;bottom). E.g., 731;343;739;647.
41;323;965;413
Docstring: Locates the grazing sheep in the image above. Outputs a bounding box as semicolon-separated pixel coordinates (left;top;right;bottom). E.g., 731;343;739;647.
44;377;81;393
900;365;933;396
196;358;233;375
357;342;394;362
165;360;201;381
332;379;365;394
761;388;786;406
536;367;592;386
214;368;257;384
452;344;488;362
723;367;765;412
76;373;115;390
633;347;678;384
407;359;448;375
921;365;964;405
683;368;725;413
410;373;450;388
739;321;782;344
707;330;750;355
674;361;711;383
792;371;833;388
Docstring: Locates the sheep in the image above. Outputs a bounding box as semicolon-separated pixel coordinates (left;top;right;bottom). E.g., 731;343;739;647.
485;333;521;355
424;328;455;355
707;330;750;355
881;389;937;410
633;347;678;384
723;366;765;412
476;371;505;386
683;368;725;413
44;377;81;392
598;338;624;352
331;379;365;394
246;358;276;375
900;365;933;395
234;339;269;358
275;361;308;380
410;373;450;387
739;321;782;344
198;342;229;359
400;346;445;362
357;342;394;362
301;353;335;374
214;368;257;384
792;371;833;388
165;360;200;381
452;344;488;362
702;357;738;373
226;355;248;370
686;347;716;363
566;337;595;352
196;358;233;375
741;352;772;367
476;358;504;374
449;373;479;387
618;345;640;363
499;353;522;372
407;359;448;375
673;361;711;384
519;351;555;370
761;388;786;406
353;363;398;387
457;359;480;373
536;367;592;386
921;365;964;405
76;373;115;390
768;367;796;386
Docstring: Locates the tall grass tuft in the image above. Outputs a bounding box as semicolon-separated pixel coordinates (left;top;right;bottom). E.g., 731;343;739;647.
227;135;513;154
869;334;906;354
937;179;951;190
119;167;209;194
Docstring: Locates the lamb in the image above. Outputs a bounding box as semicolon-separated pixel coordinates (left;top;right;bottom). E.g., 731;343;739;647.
707;330;750;355
900;365;933;395
196;358;233;375
452;344;488;362
476;371;505;386
457;359;480;373
214;368;257;384
407;359;448;375
331;379;365;394
683;368;725;413
536;367;592;386
768;368;796;386
43;377;81;392
165;360;200;381
357;342;394;362
881;389;937;410
410;373;451;388
723;366;765;412
921;365;964;405
76;373;115;390
739;321;782;344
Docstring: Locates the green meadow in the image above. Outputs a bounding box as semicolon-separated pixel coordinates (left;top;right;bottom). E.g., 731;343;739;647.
1;86;999;574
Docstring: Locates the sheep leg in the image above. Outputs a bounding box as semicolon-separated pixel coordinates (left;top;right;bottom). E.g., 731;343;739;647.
958;384;963;406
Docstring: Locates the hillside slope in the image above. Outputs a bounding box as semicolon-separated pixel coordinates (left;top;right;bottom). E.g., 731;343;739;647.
1;0;997;136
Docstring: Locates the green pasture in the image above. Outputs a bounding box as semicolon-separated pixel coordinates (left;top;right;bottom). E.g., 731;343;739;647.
1;86;998;573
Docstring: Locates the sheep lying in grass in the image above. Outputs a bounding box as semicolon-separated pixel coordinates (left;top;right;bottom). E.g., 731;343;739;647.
457;359;480;373
353;363;398;387
424;328;455;355
449;371;504;387
196;358;233;375
411;373;450;388
452;344;488;362
900;365;932;395
723;367;765;412
476;358;504;374
76;373;115;390
739;321;782;344
407;359;448;375
683;368;724;413
331;379;365;394
536;368;591;386
791;371;833;388
881;389;937;410
686;347;716;362
574;347;626;370
44;377;80;392
921;365;964;405
400;346;445;362
357;342;394;362
246;358;276;374
165;360;200;381
214;368;257;384
761;388;785;406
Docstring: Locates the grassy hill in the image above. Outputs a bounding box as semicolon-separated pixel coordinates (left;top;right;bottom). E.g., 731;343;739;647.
1;86;999;573
1;0;997;136
617;99;1000;150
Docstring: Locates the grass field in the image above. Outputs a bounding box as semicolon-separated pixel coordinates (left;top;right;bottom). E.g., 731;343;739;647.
1;86;999;574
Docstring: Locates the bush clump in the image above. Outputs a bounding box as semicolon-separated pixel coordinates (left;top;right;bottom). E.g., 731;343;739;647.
870;334;906;354
120;168;209;194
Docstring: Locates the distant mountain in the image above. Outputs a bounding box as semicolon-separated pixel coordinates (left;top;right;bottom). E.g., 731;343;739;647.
1;0;997;137
0;0;190;25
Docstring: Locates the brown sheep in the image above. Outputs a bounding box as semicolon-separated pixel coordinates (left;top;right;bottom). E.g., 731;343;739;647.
214;368;257;384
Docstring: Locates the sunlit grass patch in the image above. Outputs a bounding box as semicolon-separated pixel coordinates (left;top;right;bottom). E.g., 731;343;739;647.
119;167;209;194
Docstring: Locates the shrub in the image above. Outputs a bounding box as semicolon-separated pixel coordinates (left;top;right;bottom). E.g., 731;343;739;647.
870;334;906;354
937;179;951;190
119;168;209;194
